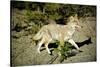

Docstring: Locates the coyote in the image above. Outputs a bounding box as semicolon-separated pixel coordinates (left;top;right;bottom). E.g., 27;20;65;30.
33;14;81;54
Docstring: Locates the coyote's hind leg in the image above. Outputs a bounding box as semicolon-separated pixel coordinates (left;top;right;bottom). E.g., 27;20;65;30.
37;39;44;53
45;43;51;54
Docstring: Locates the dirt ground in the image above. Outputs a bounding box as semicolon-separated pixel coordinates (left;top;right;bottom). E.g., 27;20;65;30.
11;17;96;66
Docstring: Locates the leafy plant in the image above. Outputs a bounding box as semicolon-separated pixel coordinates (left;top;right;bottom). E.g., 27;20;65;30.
54;41;73;63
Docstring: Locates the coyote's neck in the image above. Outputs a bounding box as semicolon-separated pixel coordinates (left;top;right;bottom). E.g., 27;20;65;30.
67;22;76;29
67;23;76;36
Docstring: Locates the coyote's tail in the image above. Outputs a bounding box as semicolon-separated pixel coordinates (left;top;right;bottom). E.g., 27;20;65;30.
33;28;44;40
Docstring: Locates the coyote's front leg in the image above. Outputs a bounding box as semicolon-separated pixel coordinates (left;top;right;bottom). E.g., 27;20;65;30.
68;39;79;50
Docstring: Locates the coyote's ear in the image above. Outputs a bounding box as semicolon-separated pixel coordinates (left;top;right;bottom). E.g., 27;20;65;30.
74;14;78;19
69;16;74;20
69;16;74;22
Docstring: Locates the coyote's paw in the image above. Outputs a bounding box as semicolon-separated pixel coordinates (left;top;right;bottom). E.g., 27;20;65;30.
48;51;51;55
37;50;41;54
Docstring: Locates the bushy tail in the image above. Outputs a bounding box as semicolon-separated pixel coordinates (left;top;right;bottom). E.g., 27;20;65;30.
33;28;44;40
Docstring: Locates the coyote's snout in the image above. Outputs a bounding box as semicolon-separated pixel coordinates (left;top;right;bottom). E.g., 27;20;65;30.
33;14;81;54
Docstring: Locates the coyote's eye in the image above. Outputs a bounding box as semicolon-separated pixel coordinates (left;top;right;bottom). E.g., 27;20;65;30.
74;20;78;23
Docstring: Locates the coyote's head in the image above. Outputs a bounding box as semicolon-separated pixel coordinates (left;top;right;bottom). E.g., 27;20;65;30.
67;14;81;29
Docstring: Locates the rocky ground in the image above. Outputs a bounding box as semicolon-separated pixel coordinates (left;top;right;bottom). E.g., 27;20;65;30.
11;17;96;66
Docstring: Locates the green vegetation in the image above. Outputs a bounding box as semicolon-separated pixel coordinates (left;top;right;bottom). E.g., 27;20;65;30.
11;1;96;64
54;41;73;62
11;1;96;33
